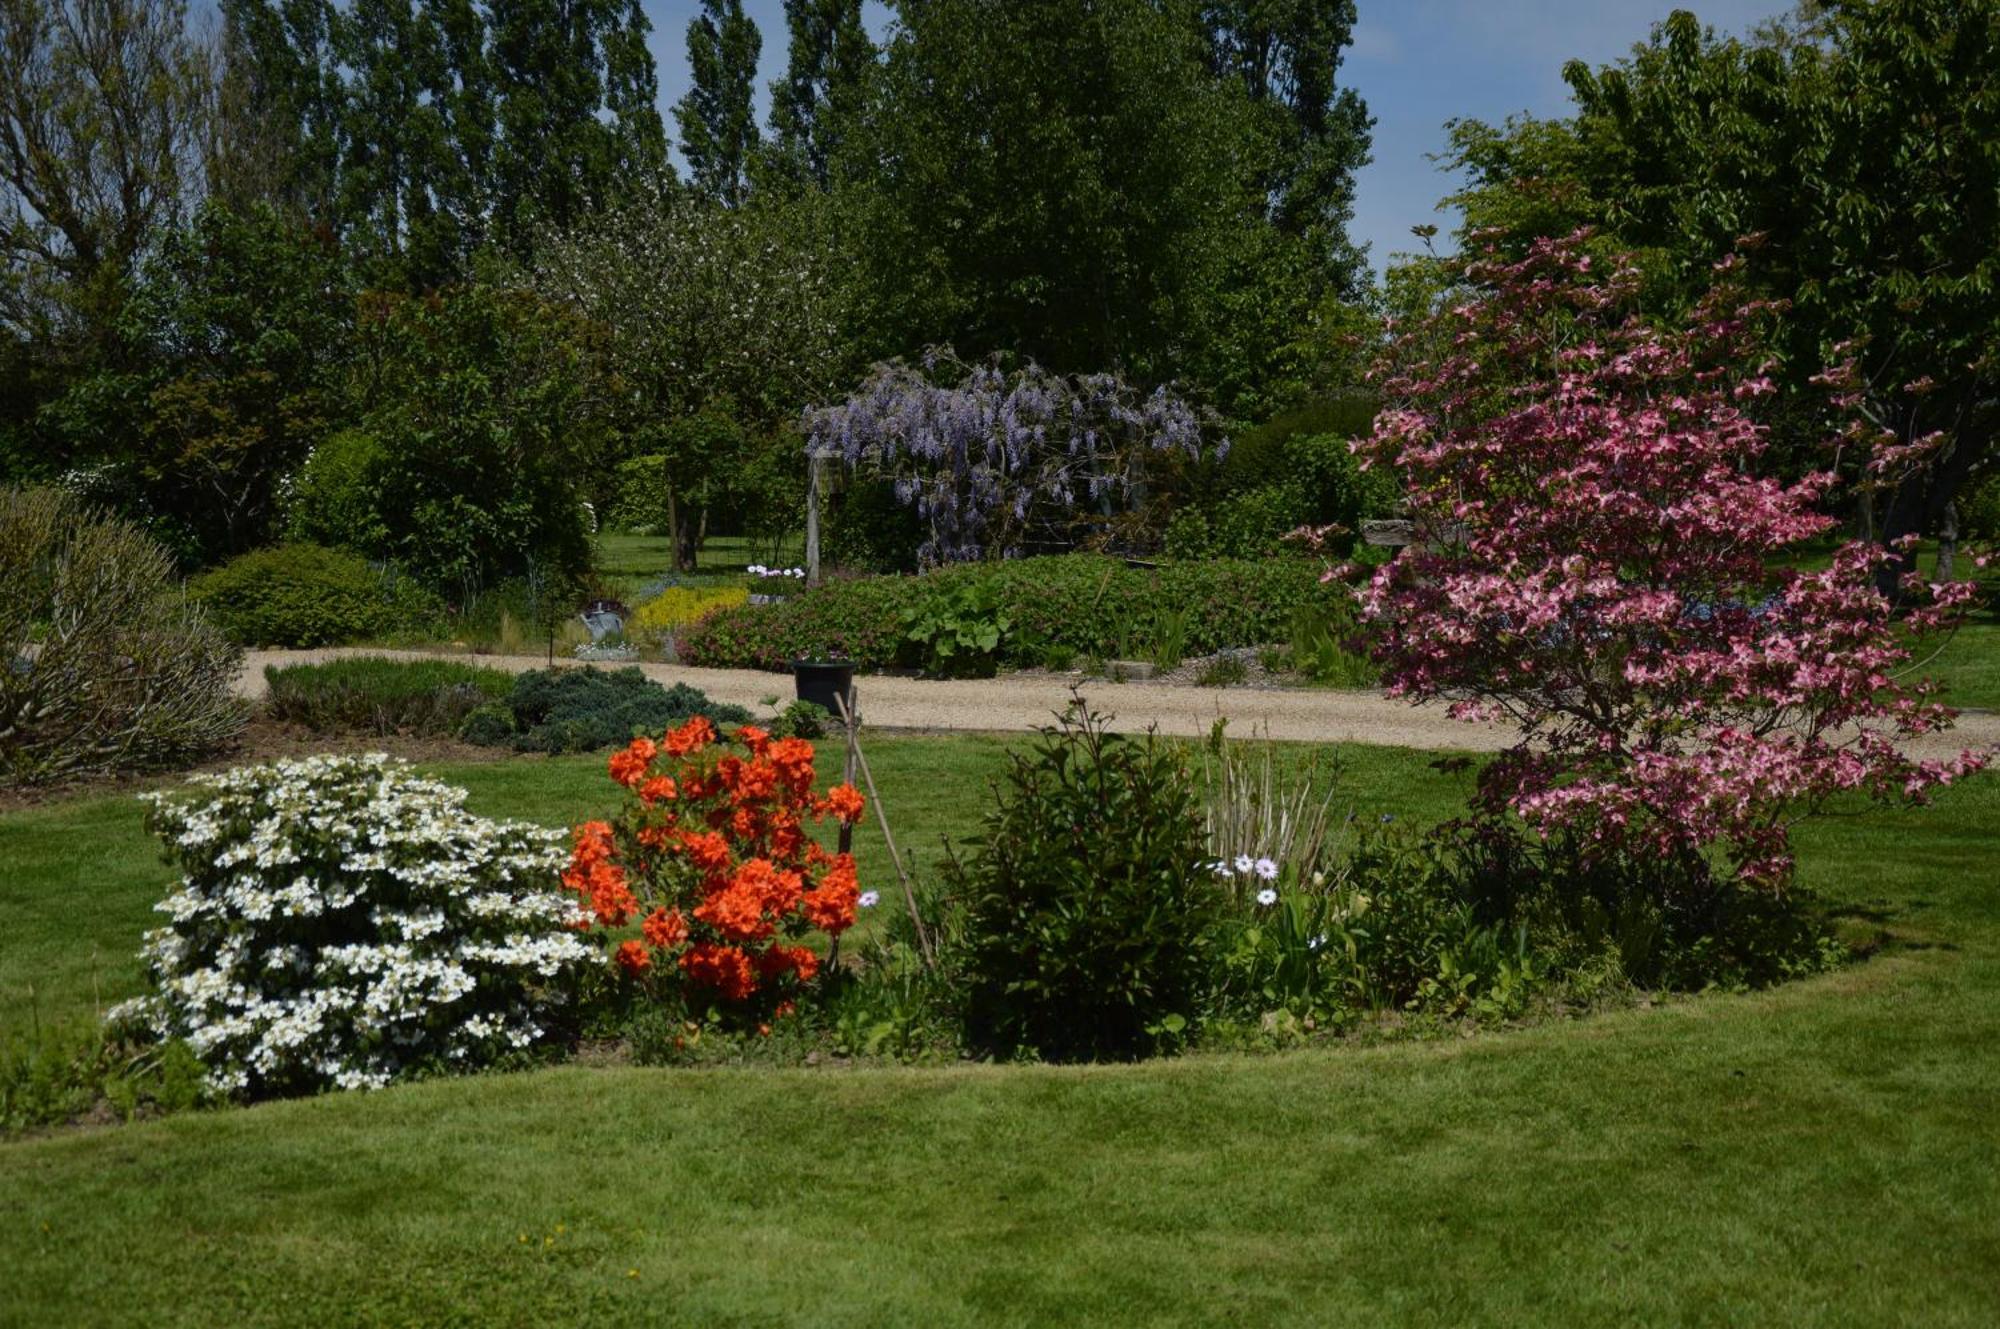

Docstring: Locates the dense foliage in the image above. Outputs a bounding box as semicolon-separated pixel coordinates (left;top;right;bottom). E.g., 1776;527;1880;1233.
0;487;244;786
949;699;1220;1060
115;755;594;1097
680;555;1349;672
190;543;435;647
1437;2;2000;581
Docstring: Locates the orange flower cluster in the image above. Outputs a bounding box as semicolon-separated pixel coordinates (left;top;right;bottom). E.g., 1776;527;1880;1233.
560;716;868;1015
562;821;638;926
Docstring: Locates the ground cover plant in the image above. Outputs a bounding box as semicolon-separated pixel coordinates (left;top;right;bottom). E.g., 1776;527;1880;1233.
458;667;751;754
263;657;514;736
1;735;1996;1324
0;487;245;788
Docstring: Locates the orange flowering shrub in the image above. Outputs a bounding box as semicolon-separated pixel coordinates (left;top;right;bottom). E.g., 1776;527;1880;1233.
563;716;868;1016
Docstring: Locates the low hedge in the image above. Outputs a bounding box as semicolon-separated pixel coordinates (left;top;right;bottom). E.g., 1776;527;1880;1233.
191;544;438;648
679;555;1347;672
264;657;514;736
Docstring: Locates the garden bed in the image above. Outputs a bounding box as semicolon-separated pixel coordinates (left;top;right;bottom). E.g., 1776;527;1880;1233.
1;734;1995;1323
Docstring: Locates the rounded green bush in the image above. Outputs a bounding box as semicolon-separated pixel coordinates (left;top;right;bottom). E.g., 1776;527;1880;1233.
190;544;434;648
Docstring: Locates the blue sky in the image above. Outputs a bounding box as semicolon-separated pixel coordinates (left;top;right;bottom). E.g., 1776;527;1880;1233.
640;1;1788;273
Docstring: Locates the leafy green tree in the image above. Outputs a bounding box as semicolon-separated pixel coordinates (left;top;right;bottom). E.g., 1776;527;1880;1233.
1199;0;1373;283
490;0;667;252
675;0;763;205
0;0;212;346
50;202;354;562
843;0;1262;380
341;283;610;595
1437;3;2000;586
213;0;346;226
766;0;872;189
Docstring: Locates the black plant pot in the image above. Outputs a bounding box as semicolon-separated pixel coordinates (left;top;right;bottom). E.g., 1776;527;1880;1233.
791;660;855;720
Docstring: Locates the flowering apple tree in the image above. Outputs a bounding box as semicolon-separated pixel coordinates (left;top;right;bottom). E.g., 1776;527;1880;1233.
1351;231;1987;891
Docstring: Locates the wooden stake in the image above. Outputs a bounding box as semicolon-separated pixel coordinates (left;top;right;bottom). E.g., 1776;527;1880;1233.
832;692;933;968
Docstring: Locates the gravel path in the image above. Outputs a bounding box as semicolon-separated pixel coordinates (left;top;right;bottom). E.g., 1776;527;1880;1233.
239;648;2000;761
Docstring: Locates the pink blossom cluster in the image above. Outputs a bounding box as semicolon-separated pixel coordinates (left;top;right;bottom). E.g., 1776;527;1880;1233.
1353;231;1986;889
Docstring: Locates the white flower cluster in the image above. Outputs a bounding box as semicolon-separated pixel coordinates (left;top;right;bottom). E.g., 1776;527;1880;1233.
111;754;593;1099
746;564;806;579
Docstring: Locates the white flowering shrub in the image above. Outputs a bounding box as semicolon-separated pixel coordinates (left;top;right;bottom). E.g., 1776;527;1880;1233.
112;755;595;1098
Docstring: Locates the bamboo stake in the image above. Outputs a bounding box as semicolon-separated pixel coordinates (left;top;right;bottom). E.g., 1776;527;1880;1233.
832;692;934;968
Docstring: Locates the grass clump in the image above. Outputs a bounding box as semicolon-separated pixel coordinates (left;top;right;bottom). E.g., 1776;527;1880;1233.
264;657;514;735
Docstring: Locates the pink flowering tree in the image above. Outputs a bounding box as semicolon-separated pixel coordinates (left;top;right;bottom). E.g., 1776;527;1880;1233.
1348;231;1987;893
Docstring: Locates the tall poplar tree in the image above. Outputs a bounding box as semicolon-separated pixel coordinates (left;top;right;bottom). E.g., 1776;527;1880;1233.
675;0;762;204
489;0;666;252
767;0;871;188
1199;0;1373;282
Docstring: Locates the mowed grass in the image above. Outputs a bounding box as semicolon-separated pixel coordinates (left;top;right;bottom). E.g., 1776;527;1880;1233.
593;531;806;604
2;736;1998;1326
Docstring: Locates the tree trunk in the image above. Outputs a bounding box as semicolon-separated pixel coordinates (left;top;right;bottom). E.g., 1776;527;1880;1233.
1937;501;1958;582
665;483;692;574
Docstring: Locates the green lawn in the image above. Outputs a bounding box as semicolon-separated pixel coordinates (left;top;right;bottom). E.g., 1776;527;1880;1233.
594;531;806;604
2;737;1997;1325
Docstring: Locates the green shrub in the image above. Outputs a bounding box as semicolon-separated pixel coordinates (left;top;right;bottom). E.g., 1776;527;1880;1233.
264;657;514;735
948;699;1221;1060
1;487;245;787
287;430;392;553
1959;472;2000;543
1287;602;1377;687
1156;558;1334;654
768;699;831;740
1168;397;1393;560
190;543;436;647
461;666;752;753
680;575;913;670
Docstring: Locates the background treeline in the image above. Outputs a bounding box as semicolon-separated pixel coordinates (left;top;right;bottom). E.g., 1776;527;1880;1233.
0;0;1380;590
3;0;1993;604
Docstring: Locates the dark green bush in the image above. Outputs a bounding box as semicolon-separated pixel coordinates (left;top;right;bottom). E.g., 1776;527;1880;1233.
680;555;1347;672
264;657;514;735
823;475;925;574
460;666;751;753
948;699;1220;1060
1167;396;1393;560
189;544;437;647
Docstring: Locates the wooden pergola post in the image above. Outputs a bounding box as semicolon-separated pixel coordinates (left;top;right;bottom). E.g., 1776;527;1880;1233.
805;449;825;587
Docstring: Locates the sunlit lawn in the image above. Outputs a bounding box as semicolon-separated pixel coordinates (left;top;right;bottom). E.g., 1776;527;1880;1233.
2;732;1997;1324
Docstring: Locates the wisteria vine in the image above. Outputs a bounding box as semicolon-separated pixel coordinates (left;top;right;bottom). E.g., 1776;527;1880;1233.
804;348;1216;565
